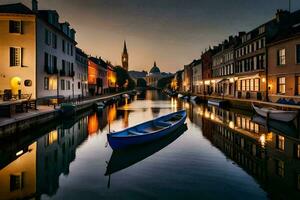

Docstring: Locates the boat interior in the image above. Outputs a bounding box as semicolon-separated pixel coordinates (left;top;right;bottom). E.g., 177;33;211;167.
114;112;184;137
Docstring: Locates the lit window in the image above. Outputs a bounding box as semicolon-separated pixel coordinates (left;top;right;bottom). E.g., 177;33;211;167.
276;160;284;177
9;20;22;33
254;79;259;92
277;77;286;94
277;49;286;65
10;47;21;67
46;130;58;146
276;135;285;150
297;144;300;159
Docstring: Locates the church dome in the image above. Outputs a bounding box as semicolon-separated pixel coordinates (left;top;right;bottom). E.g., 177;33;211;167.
149;61;160;74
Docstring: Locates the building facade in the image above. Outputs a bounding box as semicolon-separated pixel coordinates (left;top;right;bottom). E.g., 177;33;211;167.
88;57;107;96
0;2;80;101
75;47;88;97
190;59;202;94
268;30;300;103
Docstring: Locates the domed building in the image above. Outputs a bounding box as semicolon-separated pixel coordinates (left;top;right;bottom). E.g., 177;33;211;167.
145;61;171;88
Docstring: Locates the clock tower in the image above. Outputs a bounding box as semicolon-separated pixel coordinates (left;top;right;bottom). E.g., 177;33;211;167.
122;41;128;71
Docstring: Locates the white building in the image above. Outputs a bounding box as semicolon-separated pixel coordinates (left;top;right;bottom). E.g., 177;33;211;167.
0;1;80;101
75;47;88;97
191;59;202;94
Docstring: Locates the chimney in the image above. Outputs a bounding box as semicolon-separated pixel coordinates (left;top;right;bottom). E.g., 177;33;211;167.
32;0;38;12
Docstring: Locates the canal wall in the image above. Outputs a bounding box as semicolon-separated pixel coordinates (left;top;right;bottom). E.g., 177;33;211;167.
0;90;135;138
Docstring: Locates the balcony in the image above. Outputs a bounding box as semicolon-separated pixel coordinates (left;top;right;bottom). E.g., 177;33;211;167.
45;66;58;75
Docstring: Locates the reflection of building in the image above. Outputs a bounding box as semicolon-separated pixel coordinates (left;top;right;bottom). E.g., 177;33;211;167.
88;113;99;135
0;142;36;200
189;104;300;199
36;117;88;197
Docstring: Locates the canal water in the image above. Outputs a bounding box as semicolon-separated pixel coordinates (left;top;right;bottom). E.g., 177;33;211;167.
1;90;300;200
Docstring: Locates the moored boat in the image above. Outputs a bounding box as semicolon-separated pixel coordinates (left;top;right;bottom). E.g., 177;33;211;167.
107;110;187;150
252;103;298;122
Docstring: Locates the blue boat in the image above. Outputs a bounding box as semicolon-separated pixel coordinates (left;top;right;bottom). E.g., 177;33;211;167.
107;110;187;150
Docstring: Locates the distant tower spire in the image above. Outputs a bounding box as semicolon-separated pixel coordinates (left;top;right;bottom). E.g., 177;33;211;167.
154;61;157;67
122;40;129;71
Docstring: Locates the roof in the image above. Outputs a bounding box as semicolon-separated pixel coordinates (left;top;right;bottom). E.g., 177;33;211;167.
0;3;34;14
76;47;88;58
89;57;107;69
150;62;161;74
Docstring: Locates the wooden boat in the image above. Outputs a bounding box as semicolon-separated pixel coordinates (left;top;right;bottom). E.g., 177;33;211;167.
252;103;298;122
105;124;187;176
107;110;187;150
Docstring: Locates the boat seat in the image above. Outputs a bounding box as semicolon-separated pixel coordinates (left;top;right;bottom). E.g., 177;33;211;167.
128;130;145;136
154;121;171;127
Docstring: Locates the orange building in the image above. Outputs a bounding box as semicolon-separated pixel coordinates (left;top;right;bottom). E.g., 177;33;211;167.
107;62;117;92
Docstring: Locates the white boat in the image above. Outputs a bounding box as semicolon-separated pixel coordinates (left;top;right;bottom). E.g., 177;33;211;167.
252;103;298;122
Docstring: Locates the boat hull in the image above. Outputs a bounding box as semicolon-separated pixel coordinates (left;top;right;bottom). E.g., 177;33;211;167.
252;104;298;122
107;111;187;150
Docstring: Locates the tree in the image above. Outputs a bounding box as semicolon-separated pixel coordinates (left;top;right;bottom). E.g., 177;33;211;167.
157;76;174;89
136;78;147;88
114;66;135;90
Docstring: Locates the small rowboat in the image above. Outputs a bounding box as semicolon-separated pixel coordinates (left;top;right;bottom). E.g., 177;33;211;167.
252;103;298;122
107;110;187;150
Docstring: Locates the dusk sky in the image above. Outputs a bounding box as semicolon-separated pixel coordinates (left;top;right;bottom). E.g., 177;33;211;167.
2;0;300;72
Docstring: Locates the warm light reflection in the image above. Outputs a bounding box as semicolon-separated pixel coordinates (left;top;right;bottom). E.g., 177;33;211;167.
88;113;99;135
48;130;58;145
229;121;234;129
259;134;266;148
108;104;117;122
16;150;23;156
171;98;177;109
184;102;189;109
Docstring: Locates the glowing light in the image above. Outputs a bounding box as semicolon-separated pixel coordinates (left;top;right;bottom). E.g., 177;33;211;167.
234;77;238;81
204;81;210;85
184;102;190;109
88;113;99;135
211;80;215;83
210;113;215;120
10;76;21;95
205;111;210;118
199;81;203;85
262;78;266;83
16;150;23;156
229;121;234;129
259;134;266;147
229;78;234;83
48;130;58;145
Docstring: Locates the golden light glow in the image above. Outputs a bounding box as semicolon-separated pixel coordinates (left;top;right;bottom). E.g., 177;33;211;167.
10;76;21;95
259;134;266;147
108;104;117;122
199;81;203;85
211;80;215;83
229;121;234;129
204;80;210;85
88;113;99;135
171;79;177;90
229;78;234;83
262;78;266;83
171;98;177;108
48;130;58;145
49;78;57;90
16;150;23;156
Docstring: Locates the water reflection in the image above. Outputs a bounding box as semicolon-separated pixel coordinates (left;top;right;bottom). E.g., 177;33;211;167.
105;124;188;176
187;103;300;200
0;91;300;199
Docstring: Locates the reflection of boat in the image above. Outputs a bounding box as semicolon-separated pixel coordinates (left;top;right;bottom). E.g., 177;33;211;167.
122;94;130;99
105;124;187;176
252;115;298;138
252;103;298;122
60;103;76;116
107;110;187;150
94;102;105;110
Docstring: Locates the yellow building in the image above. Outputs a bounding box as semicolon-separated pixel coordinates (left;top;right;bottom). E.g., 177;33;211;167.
0;142;36;200
0;3;37;98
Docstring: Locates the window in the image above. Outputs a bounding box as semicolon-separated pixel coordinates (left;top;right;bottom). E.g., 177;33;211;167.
45;29;51;45
10;173;24;191
254;79;259;92
52;33;57;48
276;135;285;150
78;82;81;89
67;80;71;90
10;47;21;67
277;77;286;94
61;79;65;90
277;49;286;65
297;144;300;159
62;39;65;52
246;79;250;91
250;79;254;91
44;77;49;90
242;80;246;91
276;160;284;177
296;44;300;64
259;26;265;34
9;20;22;33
